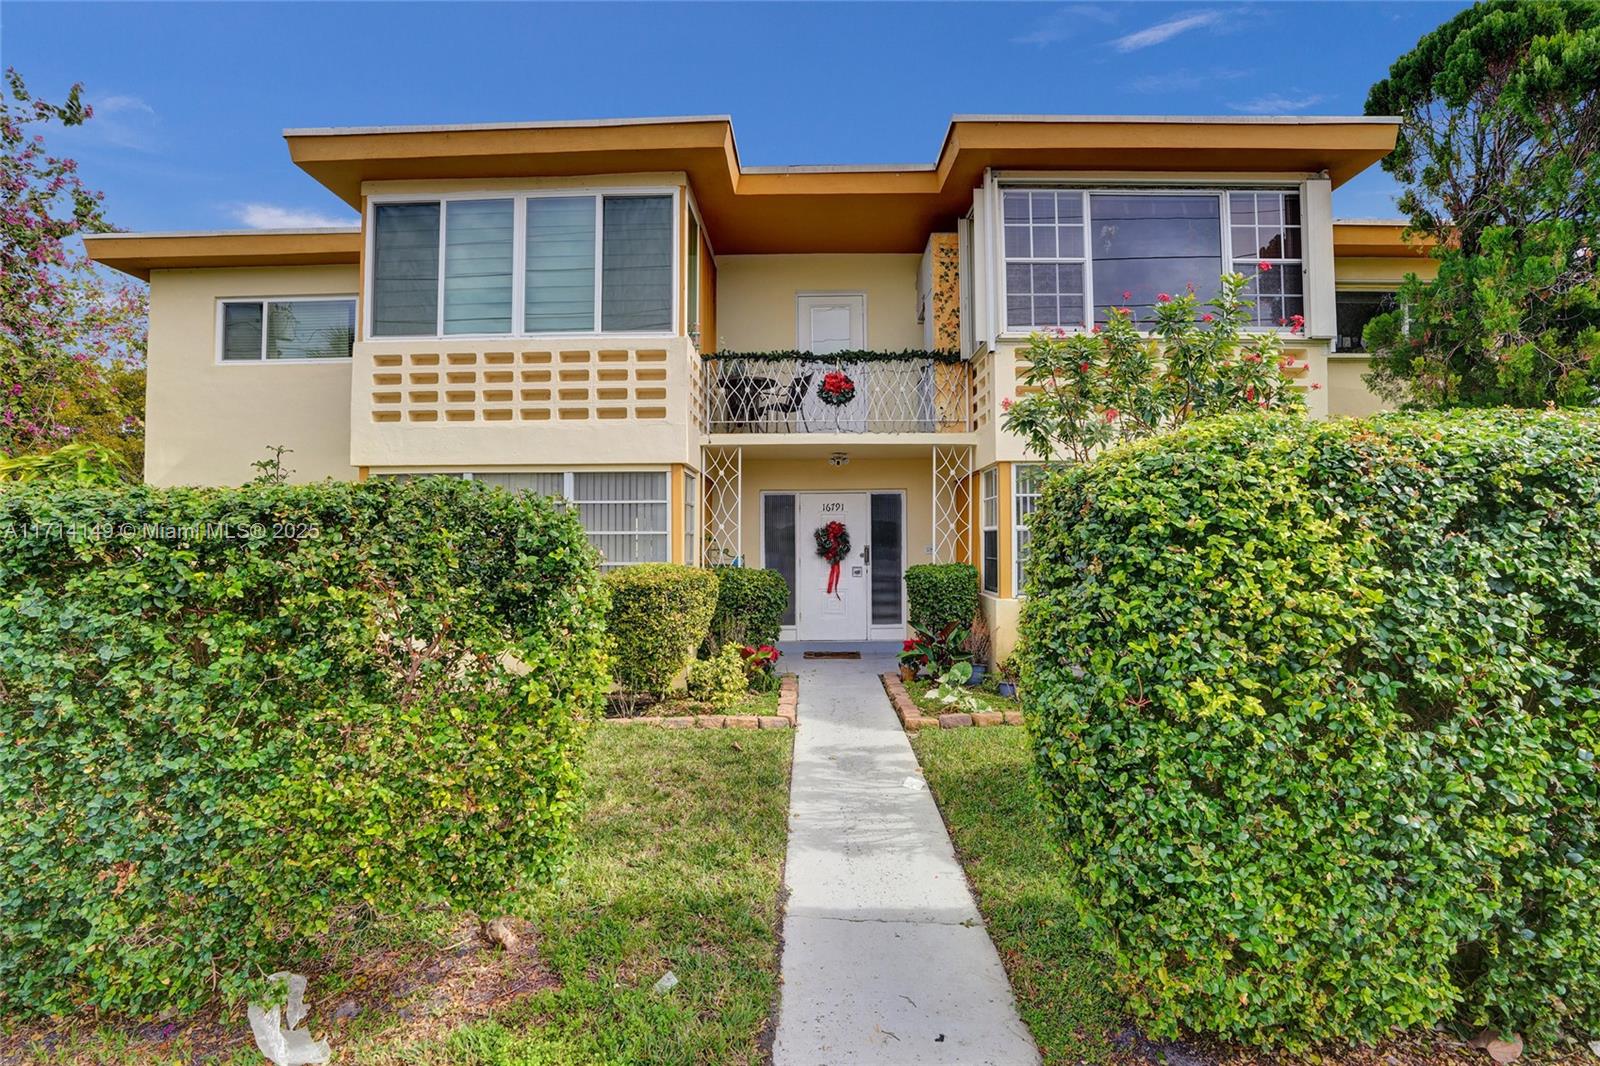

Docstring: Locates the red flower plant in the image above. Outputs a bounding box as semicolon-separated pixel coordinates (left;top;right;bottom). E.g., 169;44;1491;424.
1201;313;1215;322
1157;293;1172;303
1104;407;1120;422
1258;261;1273;272
1001;396;1013;411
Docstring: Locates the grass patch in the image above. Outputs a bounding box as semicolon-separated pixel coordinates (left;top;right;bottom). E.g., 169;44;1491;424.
910;727;1122;1064
905;678;1018;716
9;726;793;1066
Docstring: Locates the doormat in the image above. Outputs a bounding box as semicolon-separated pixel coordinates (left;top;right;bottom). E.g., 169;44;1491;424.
803;651;861;660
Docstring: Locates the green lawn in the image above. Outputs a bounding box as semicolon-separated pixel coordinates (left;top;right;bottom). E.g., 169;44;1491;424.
910;727;1124;1065
13;727;793;1066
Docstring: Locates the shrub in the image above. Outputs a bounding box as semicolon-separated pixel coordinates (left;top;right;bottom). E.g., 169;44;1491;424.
603;563;719;697
705;566;788;652
1022;410;1600;1049
0;477;609;1018
905;563;979;632
687;644;748;709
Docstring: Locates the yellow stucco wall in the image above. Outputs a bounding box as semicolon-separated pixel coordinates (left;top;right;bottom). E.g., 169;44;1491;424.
1327;357;1394;417
144;265;359;486
1334;256;1438;287
714;254;923;351
735;453;935;634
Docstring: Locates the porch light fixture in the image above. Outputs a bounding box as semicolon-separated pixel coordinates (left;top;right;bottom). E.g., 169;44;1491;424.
829;452;849;467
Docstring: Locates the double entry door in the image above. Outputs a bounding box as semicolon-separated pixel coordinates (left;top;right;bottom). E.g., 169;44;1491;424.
763;490;904;642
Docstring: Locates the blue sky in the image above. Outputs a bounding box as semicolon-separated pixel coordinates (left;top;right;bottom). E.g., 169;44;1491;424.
6;1;1469;234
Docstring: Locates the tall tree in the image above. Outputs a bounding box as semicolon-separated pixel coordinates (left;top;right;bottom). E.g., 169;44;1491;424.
1363;0;1599;408
1;69;147;468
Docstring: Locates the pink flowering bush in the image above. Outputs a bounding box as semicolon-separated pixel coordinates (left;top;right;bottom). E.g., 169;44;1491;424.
1002;272;1304;463
1;70;147;470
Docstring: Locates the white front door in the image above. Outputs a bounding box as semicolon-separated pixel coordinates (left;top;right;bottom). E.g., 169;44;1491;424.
797;293;869;433
795;491;870;642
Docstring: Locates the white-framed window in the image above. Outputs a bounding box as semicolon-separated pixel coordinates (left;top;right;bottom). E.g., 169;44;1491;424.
999;187;1304;333
217;296;355;362
1013;464;1044;595
981;467;999;595
1335;289;1401;352
683;469;697;566
368;188;677;340
377;470;669;570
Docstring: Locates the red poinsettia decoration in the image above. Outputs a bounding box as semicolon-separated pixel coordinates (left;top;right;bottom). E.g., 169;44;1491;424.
818;370;857;406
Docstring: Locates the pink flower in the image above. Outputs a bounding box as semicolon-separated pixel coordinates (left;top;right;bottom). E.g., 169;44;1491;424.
1104;407;1120;422
1311;382;1322;390
1289;313;1305;332
1258;261;1273;272
1091;323;1104;334
1001;396;1013;411
1157;293;1171;303
1245;386;1256;402
1121;290;1132;301
1200;313;1214;323
1078;361;1090;372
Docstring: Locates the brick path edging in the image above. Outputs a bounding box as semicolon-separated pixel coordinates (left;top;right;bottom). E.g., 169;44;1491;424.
880;672;1024;731
606;672;798;730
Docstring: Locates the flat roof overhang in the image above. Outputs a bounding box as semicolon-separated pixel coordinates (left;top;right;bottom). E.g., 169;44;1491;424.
82;228;360;280
1332;219;1434;258
284;115;1400;255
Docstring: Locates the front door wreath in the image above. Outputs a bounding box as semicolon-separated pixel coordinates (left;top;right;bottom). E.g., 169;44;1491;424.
814;520;851;597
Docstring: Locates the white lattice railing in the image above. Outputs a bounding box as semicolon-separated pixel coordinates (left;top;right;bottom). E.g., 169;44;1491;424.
703;355;969;434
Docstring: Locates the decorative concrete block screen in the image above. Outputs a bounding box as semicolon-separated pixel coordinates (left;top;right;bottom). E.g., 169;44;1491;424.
367;340;677;425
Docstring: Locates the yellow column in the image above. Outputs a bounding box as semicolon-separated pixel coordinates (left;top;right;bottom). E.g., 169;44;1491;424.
996;462;1014;599
669;463;686;564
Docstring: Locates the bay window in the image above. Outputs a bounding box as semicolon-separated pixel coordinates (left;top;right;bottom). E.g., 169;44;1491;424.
370;190;676;339
219;297;355;361
1000;187;1304;332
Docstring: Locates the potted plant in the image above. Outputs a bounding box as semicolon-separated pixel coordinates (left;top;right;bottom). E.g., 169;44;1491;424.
897;637;927;682
996;655;1019;699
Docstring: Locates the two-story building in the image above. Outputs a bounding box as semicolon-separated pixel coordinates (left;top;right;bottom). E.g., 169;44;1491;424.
85;114;1435;660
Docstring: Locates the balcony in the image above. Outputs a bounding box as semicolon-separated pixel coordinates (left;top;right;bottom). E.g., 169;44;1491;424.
702;353;969;435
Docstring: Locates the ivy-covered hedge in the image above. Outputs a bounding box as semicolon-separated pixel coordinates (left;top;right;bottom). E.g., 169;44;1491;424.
603;563;719;696
706;566;789;652
1021;411;1600;1048
905;563;979;633
0;478;609;1018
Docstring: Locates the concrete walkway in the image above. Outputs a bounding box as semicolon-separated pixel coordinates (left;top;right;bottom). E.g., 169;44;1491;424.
773;642;1039;1065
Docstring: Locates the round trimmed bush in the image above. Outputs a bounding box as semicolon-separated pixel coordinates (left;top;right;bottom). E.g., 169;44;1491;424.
905;562;979;633
603;563;719;696
0;477;609;1018
706;566;789;652
1021;411;1600;1048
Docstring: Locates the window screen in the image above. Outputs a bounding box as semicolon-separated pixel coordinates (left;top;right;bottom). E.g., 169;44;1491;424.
571;471;669;570
443;199;514;335
221;299;354;361
764;494;797;627
525;196;596;332
870;493;902;626
372;202;441;336
601;195;673;332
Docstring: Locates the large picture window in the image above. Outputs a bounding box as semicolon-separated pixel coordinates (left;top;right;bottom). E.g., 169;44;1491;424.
219;297;355;361
370;191;675;339
1000;187;1303;332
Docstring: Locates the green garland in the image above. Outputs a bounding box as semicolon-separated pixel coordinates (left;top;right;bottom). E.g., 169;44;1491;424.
704;348;963;365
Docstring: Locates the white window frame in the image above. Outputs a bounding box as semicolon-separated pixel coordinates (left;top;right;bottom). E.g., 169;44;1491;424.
992;181;1307;339
214;295;356;364
1013;464;1044;595
981;467;999;596
363;185;681;343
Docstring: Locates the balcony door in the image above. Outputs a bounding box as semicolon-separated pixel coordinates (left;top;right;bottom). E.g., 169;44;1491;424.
797;293;868;432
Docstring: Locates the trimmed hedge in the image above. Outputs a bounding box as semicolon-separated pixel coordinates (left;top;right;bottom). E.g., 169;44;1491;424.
0;478;609;1018
905;563;979;632
706;566;789;652
1022;411;1600;1048
603;563;719;696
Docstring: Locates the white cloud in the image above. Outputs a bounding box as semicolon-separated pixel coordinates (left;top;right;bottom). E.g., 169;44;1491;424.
1228;93;1328;115
232;203;357;229
95;94;156;116
1130;67;1251;94
71;92;161;151
1012;4;1119;46
1111;10;1221;52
